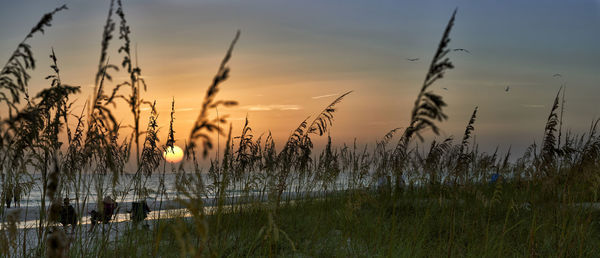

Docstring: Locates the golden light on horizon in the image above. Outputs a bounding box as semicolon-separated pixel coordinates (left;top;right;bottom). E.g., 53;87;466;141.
163;146;184;163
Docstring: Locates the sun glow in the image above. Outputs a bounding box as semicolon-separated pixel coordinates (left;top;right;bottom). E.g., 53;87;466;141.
163;145;184;163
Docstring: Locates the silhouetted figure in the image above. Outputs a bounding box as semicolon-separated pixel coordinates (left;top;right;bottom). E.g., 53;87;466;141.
128;200;151;224
4;188;12;208
89;196;117;231
59;198;77;233
13;185;21;208
505;86;510;92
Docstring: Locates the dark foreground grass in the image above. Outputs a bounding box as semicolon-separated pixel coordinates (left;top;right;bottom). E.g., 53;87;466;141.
105;183;600;257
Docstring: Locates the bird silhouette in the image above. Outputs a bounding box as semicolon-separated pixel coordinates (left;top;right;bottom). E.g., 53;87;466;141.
453;48;471;54
553;73;562;77
406;58;419;61
505;86;510;92
442;87;448;90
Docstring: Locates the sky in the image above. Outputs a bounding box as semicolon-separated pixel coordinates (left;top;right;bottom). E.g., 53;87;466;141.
0;0;599;159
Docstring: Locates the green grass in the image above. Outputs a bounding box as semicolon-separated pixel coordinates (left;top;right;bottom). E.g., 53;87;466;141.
96;183;600;257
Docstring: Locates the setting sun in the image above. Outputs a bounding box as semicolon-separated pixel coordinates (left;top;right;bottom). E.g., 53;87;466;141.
163;146;184;163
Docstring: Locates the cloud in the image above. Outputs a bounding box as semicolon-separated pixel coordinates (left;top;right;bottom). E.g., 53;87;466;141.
522;104;545;108
278;105;301;111
240;104;301;111
311;93;339;99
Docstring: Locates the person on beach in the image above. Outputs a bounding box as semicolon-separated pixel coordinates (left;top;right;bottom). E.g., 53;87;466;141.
490;173;502;184
4;187;13;208
13;185;21;208
89;196;118;231
59;198;77;233
129;200;151;224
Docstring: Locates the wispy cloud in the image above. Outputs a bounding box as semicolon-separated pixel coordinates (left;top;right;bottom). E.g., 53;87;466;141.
278;105;301;111
311;93;339;99
247;106;271;111
522;104;545;108
240;104;301;111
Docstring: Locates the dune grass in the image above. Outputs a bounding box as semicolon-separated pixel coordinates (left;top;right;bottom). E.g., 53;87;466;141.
1;2;600;258
101;185;600;257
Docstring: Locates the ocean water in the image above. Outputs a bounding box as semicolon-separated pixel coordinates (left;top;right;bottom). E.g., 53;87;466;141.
1;171;356;225
3;173;191;210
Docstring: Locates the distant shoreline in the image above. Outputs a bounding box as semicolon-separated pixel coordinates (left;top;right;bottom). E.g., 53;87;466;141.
1;190;326;228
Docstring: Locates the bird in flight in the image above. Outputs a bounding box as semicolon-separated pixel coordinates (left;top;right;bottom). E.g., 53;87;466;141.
453;48;471;54
505;86;510;92
406;58;419;61
442;87;448;91
553;73;562;77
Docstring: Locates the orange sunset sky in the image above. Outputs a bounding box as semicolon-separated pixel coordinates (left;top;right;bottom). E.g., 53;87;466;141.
1;0;599;162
